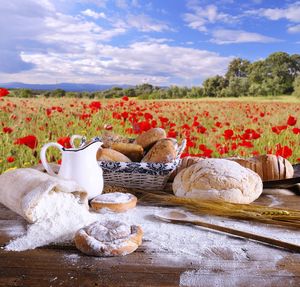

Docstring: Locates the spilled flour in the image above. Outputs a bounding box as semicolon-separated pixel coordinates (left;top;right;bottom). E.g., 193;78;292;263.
5;192;96;251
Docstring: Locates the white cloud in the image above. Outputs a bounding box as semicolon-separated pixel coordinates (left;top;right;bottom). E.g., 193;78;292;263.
0;40;232;85
126;14;171;32
183;1;235;32
254;2;300;23
115;0;128;9
288;24;300;34
210;29;280;44
81;9;106;19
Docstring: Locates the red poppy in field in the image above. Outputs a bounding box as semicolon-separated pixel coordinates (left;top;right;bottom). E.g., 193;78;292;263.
122;96;129;101
104;124;113;131
57;137;72;148
89;101;101;111
121;112;129;120
167;130;177;138
144;113;153;120
292;127;300;134
287;115;297;126
14;135;38;149
7;156;15;163
241;129;260;140
271;125;287;135
3;127;13;134
239;140;254;148
215;121;222;128
197;125;207;134
0;88;9;97
46;108;52;116
275;144;292;159
223;129;234;140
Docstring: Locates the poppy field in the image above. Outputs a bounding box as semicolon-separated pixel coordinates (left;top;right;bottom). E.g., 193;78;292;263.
1;90;300;174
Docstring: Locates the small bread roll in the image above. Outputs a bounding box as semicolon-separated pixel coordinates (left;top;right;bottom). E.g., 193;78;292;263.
97;148;131;162
111;143;144;162
135;128;166;149
74;220;143;257
90;192;137;213
102;132;130;148
173;158;263;204
142;138;178;163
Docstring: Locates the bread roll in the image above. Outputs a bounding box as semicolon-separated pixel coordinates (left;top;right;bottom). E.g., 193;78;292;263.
173;158;263;204
142;138;177;163
74;220;143;257
101;132;130;148
111;143;144;162
228;155;294;181
90;192;137;213
97;148;131;162
134;128;166;149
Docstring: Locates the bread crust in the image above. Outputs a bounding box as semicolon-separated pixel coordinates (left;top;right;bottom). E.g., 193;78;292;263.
97;148;131;162
111;143;144;162
74;221;143;257
141;138;177;163
134;128;166;149
173;158;263;204
90;193;137;213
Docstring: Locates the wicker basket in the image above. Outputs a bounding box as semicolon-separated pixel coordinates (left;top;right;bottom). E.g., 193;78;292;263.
98;139;186;190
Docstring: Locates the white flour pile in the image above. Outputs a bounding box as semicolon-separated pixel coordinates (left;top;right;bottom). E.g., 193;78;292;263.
93;192;132;203
5;192;96;251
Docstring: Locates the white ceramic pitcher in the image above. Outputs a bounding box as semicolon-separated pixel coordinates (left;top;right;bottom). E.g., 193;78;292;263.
40;138;103;199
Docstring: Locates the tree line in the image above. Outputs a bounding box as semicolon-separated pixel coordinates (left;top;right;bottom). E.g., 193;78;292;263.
8;51;300;99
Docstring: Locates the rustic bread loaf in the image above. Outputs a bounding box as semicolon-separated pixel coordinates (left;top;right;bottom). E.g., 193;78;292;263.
228;155;294;181
97;148;131;162
141;138;177;163
111;142;144;162
173;158;263;204
134;128;166;149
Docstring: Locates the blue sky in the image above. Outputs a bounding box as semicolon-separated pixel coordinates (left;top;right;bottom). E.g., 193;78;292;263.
0;0;299;86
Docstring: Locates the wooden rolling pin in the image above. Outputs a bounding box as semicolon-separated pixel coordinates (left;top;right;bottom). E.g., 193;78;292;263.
169;155;294;182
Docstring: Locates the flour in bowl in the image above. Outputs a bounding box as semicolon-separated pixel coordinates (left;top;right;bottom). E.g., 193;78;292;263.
5;191;96;251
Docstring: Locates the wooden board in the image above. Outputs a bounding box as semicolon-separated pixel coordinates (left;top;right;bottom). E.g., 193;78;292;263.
1;192;300;287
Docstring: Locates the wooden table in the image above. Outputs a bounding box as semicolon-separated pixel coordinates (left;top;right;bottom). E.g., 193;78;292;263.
1;191;300;287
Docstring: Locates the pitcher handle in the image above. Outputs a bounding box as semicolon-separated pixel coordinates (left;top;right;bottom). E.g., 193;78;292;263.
40;142;63;176
70;134;85;148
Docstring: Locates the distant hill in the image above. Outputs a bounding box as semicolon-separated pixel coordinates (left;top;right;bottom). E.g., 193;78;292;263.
0;82;132;92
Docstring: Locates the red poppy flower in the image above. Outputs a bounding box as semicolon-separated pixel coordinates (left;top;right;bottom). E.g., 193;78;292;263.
57;137;72;148
287;115;297;126
271;125;287;135
14;135;38;149
167;130;177;138
122;96;129;101
275;144;292;159
197;126;207;134
0;88;9;97
3;127;13;134
292;127;300;134
89;101;101;111
7;156;15;163
223;129;234;140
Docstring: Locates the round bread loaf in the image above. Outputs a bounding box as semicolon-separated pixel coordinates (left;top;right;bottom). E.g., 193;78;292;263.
173;158;263;204
141;138;177;163
97;148;131;162
134;128;166;149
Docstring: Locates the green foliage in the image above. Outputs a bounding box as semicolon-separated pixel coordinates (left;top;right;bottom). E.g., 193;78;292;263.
51;89;66;97
292;75;300;98
203;75;227;97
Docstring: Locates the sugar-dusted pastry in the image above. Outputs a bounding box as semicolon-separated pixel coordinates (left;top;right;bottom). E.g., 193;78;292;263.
173;158;263;204
134;128;166;150
90;192;137;213
97;148;131;162
74;220;143;257
101;132;130;148
111;142;144;162
142;138;177;163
